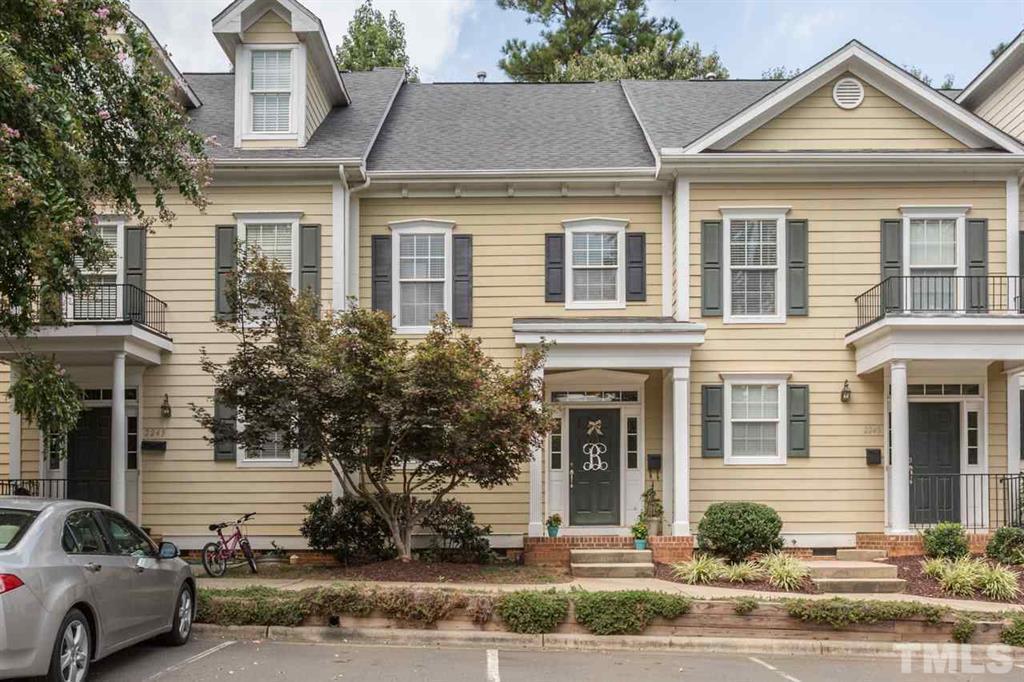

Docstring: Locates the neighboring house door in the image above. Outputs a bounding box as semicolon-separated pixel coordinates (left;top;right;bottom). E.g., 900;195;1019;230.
909;402;960;525
68;407;112;505
569;408;620;526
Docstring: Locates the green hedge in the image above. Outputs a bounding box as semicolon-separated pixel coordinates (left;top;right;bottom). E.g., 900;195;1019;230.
573;591;691;635
495;591;569;634
784;597;948;629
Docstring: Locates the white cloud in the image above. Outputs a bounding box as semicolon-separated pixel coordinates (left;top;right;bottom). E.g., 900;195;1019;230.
128;0;474;81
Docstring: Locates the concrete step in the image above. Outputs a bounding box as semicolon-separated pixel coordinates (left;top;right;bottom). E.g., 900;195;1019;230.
570;562;655;578
806;561;899;579
569;549;653;564
835;548;888;562
812;578;907;594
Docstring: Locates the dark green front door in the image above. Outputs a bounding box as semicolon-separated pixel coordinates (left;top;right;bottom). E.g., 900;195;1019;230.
67;407;112;505
569;408;620;526
910;402;960;525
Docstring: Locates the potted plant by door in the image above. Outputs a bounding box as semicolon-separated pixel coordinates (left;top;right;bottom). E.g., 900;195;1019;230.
545;514;562;538
641;486;664;537
631;517;649;550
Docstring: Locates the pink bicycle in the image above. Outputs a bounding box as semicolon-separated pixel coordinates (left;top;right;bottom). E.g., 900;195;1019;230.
201;512;258;577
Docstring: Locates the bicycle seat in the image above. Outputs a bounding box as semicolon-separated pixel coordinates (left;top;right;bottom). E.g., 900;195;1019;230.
208;522;227;531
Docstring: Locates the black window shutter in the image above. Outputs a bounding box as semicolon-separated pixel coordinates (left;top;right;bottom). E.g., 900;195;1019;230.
299;224;321;306
214;225;236;320
124;227;146;324
213;400;237;461
625;232;646;301
966;218;988;312
701;220;723;316
544;233;565;302
453;234;473;326
701;385;724;457
786;220;808;316
880;219;902;312
788;384;810;457
370;235;392;313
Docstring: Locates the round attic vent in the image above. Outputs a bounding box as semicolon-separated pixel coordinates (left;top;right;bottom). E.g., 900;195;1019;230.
832;77;865;109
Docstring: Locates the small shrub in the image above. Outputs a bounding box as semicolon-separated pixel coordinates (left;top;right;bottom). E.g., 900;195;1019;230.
420;499;492;564
573;591;691;635
467;595;496;625
196;587;309;626
756;552;809;591
939;557;985;598
374;588;467;625
299;495;396;564
922;522;970;560
305;584;375;617
921;557;949;580
733;596;759;616
977;563;1021;601
1001;614;1024;647
697;502;783;563
785;597;948;629
671;555;725;585
722;561;764;584
986;527;1024;566
952;616;976;644
497;591;569;634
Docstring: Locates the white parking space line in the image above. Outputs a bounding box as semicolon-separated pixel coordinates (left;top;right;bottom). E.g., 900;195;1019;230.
748;656;802;682
145;640;236;681
486;649;501;682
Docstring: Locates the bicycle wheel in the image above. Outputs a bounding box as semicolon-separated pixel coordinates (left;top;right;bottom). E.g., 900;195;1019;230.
240;538;258;574
201;542;227;577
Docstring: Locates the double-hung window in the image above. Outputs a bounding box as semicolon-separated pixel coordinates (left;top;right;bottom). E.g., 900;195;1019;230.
74;221;122;321
904;213;963;311
250;49;292;134
239;429;295;466
390;220;454;333
236;213;300;289
722;209;787;324
723;375;788;465
563;218;627;309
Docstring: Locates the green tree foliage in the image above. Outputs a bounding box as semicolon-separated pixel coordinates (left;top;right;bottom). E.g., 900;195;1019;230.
761;66;800;80
194;253;552;560
903;64;955;89
335;0;419;82
0;0;209;439
498;0;726;82
992;41;1010;60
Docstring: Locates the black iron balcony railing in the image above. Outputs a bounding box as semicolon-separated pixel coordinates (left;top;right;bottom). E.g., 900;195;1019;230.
30;283;168;336
854;275;1023;331
910;472;1024;531
0;477;110;503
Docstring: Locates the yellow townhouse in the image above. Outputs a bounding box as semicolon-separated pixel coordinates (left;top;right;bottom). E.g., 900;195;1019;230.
3;0;1024;563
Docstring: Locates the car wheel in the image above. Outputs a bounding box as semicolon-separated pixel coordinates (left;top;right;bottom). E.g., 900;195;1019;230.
161;584;194;646
48;608;90;682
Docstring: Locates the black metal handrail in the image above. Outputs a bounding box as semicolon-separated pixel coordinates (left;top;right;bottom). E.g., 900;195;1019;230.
910;472;1024;531
854;275;1023;331
30;283;168;335
0;477;110;503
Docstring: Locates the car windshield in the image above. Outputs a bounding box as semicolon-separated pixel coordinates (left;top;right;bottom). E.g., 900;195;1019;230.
0;509;39;550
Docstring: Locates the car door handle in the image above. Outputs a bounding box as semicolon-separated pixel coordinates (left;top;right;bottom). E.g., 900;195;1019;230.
85;562;102;573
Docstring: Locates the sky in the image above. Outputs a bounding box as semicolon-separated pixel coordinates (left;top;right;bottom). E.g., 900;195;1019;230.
129;0;1024;87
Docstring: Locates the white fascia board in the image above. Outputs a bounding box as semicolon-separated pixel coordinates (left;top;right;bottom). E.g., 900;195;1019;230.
513;329;706;347
512;320;705;333
957;30;1024;107
680;41;1024;155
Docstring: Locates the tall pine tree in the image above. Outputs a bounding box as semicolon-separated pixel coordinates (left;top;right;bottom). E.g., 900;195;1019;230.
336;0;419;82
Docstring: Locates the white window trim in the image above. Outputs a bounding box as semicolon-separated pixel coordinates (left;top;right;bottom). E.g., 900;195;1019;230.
900;206;970;310
87;217;125;282
235;212;302;290
722;372;790;466
563;217;628;310
721;207;789;325
236;425;299;469
233;43;307;145
389;219;455;335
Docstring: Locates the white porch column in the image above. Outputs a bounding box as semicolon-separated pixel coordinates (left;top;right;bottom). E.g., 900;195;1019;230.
8;363;20;480
111;352;127;514
528;364;545;537
1009;368;1023;476
889;360;911;534
671;366;690;535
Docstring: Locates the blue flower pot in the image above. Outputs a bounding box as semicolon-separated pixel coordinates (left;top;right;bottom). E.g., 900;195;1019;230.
547;525;559;538
634;539;647;550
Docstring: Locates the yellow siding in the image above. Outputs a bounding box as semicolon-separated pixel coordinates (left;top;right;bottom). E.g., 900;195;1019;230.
688;181;1006;535
729;76;968;152
305;60;330;145
242;11;298;44
975;65;1024;141
139;184;334;540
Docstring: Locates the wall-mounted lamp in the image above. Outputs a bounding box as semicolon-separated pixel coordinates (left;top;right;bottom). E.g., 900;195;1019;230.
840;380;852;403
161;393;172;418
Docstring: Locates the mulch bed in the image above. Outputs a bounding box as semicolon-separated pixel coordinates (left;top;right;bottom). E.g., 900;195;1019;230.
654;564;816;594
218;559;571;584
889;555;1024;605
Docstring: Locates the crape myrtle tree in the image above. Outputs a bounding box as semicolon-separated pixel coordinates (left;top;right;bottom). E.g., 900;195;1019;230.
193;253;552;561
1;0;209;438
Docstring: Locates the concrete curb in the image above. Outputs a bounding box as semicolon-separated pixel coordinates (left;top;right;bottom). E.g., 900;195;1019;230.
192;624;1024;661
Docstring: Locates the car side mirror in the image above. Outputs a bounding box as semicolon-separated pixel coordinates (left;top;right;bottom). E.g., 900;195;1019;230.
158;541;179;560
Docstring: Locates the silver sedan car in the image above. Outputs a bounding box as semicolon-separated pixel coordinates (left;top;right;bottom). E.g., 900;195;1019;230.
0;498;195;682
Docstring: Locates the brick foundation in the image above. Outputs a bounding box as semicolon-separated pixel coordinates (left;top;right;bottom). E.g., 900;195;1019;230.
523;535;693;566
856;532;993;558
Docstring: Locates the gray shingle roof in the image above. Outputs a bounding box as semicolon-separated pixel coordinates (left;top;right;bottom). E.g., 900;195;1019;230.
185;68;403;160
621;79;784;151
365;82;656;172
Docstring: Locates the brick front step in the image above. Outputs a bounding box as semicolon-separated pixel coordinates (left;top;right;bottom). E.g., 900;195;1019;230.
525;535;693;567
812;577;907;594
806;561;898;579
570;549;653;564
570;562;656;578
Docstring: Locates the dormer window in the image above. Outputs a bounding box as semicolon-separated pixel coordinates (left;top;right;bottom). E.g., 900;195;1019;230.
250;49;292;133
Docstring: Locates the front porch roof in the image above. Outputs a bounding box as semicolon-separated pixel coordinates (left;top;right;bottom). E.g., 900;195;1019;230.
513;316;705;369
0;324;173;366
